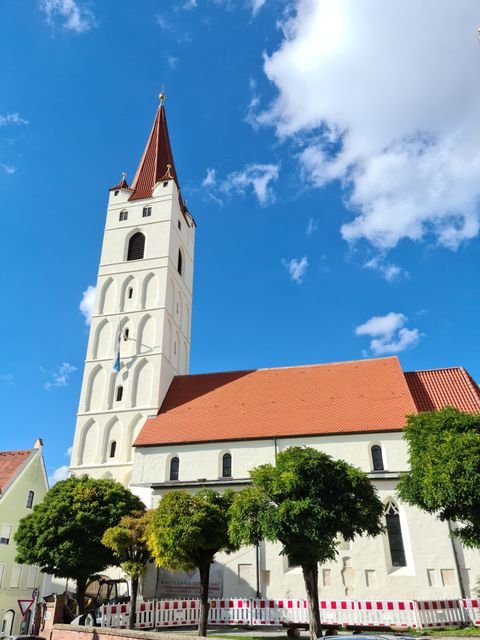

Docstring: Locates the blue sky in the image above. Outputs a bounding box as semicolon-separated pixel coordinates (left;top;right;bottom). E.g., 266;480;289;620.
1;0;479;483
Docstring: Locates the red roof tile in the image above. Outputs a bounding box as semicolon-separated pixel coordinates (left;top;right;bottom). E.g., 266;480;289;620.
134;356;418;447
109;175;131;191
128;104;180;202
0;450;32;494
405;368;480;413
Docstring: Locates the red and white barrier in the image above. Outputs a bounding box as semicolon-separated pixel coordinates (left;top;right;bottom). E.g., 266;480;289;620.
462;599;480;626
101;596;477;630
155;598;199;626
209;599;250;625
415;600;467;628
355;601;417;628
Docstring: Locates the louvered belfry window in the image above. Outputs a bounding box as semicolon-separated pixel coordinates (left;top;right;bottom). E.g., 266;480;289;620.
127;232;145;261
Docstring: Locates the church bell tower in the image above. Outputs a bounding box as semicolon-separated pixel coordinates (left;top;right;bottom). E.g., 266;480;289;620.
70;96;195;485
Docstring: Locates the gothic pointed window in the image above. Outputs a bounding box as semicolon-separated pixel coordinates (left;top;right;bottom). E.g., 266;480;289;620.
127;232;145;261
385;501;406;567
177;249;183;276
371;445;384;471
222;453;232;478
170;457;179;481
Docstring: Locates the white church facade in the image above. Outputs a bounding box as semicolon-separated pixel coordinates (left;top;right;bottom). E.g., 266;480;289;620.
70;98;480;603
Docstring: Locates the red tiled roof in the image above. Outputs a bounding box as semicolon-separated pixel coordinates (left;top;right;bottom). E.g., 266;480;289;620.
129;104;180;202
0;450;32;494
135;356;418;447
405;368;480;413
109;176;130;192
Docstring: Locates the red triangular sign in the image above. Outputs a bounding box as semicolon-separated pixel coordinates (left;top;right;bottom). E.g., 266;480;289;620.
18;599;33;616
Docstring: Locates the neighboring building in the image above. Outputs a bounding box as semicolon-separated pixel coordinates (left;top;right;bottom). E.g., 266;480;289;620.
69;97;480;602
0;440;48;637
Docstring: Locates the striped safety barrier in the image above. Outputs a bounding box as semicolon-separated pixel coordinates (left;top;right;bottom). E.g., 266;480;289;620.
415;600;467;628
101;596;478;630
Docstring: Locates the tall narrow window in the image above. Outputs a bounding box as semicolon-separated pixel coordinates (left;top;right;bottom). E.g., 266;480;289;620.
123;328;129;341
119;210;128;222
127;232;145;261
371;445;384;471
385;501;406;567
128;287;134;299
26;491;34;509
170;457;179;481
116;386;123;401
177;249;183;276
222;453;232;478
0;524;12;545
109;441;117;458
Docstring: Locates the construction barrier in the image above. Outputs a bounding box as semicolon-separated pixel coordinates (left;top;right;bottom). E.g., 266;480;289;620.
101;596;480;630
416;600;467;628
461;599;480;627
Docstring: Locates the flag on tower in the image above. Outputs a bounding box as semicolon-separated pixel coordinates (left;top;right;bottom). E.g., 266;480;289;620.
113;324;122;372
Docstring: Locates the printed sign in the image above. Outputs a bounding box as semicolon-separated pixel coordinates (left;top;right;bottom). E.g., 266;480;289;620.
18;600;34;617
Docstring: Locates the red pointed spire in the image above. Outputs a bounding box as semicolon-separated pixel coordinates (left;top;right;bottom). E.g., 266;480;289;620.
109;172;130;191
129;101;180;201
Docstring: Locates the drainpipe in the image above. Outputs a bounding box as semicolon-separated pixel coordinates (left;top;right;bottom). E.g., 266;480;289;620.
255;542;261;598
273;437;278;463
448;520;466;598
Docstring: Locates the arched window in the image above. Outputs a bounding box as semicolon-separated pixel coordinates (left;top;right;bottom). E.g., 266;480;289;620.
26;491;34;509
116;386;123;402
222;453;232;478
109;441;117;458
371;445;384;471
127;232;145;261
128;287;134;299
385;501;406;567
177;249;183;276
170;457;179;481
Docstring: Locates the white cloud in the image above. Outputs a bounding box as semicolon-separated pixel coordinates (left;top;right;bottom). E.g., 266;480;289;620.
355;312;421;355
39;0;96;33
282;256;308;284
1;164;17;175
250;0;267;16
79;285;95;325
0;374;14;386
0;113;29;127
167;55;179;69
44;362;77;390
364;255;405;282
257;0;480;251
220;163;280;206
306;217;319;236
48;465;69;485
202;168;217;187
183;0;197;8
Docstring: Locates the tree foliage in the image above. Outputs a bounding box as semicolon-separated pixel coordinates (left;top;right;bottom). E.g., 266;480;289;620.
229;447;385;639
398;407;480;547
148;489;237;636
14;475;143;612
102;510;151;629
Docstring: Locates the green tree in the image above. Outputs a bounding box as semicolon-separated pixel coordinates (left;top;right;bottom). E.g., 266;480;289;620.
14;475;143;613
398;407;480;547
147;489;237;636
229;447;385;640
102;510;151;629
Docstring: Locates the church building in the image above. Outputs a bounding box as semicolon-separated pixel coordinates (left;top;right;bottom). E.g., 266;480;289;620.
70;97;480;602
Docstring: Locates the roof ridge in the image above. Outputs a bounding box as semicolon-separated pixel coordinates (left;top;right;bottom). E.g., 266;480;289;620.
0;448;33;456
178;356;399;379
405;366;464;374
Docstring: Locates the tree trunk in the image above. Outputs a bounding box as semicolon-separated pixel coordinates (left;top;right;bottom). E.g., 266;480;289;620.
76;576;87;615
198;563;211;636
129;577;139;630
302;562;322;640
